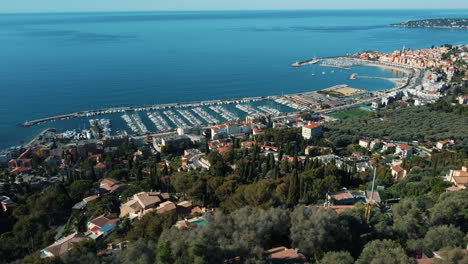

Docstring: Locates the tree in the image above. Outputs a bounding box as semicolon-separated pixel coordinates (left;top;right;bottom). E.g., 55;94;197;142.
119;239;157;264
68;180;93;202
158;207;291;263
126;211;177;242
287;169;300;206
430;191;468;232
423;225;465;254
356;240;416;264
392;198;428;239
319;251;354;264
290;207;350;258
157;241;175;264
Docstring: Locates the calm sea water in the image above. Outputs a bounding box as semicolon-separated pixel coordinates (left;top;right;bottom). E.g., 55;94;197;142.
1;9;468;148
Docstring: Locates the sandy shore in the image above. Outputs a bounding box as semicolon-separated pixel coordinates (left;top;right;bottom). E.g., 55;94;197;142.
360;61;413;75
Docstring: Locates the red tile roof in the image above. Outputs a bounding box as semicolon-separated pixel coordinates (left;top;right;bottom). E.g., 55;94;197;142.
398;144;412;150
218;147;230;154
330;191;353;201
241;142;257;147
304;122;322;129
392;166;405;173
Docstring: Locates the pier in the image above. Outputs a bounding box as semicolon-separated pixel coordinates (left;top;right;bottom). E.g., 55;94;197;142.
21;97;267;127
25;128;56;147
290;56;344;67
355;75;406;84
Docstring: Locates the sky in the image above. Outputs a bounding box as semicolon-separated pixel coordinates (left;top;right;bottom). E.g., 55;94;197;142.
1;0;468;13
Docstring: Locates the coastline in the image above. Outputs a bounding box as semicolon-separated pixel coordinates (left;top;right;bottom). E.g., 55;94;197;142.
1;55;419;152
20;57;413;128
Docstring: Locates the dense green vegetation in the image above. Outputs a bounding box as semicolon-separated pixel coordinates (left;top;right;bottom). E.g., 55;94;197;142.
13;189;466;264
325;105;468;147
1;91;467;263
327;108;371;120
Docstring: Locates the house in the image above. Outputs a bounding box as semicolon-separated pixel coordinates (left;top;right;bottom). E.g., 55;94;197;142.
327;191;355;205
141;201;177;217
241;141;257;149
370;140;383;150
99;178;126;194
156;201;177;214
445;167;468;189
83;194;100;204
177;201;193;216
88;213;119;232
372;100;381;109
260;145;279;152
119;192;170;219
302;122;322;140
359;139;370;149
435;140;454;150
264;247;307;264
211;123;252;140
253;127;264;135
72;194;100;210
457;94;468;104
382;143;396;152
152;135;191;152
391;166;407;180
217;146;231;154
395;144;413;158
87;213;119;240
41;232;87;258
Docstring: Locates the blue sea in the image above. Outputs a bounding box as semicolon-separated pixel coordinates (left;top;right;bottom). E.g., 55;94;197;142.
1;9;468;148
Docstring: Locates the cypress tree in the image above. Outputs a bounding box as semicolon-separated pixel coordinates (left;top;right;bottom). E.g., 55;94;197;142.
287;169;300;206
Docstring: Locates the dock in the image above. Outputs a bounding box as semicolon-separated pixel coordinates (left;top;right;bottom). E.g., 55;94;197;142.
290;56;344;67
20;97;268;127
349;73;358;80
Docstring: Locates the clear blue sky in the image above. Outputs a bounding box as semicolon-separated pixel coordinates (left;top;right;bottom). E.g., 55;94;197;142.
2;0;467;13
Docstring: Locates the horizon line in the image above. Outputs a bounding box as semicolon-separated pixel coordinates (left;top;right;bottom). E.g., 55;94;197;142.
1;8;468;15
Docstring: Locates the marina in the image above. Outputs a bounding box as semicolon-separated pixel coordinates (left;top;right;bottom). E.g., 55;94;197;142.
121;113;149;135
192;107;220;124
235;104;262;115
147;112;172;132
89;119;112;138
274;97;309;112
177;109;204;126
163;110;190;129
209;106;239;121
257;106;281;116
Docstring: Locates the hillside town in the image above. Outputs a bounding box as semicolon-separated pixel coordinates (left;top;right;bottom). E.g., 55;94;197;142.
1;44;467;264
